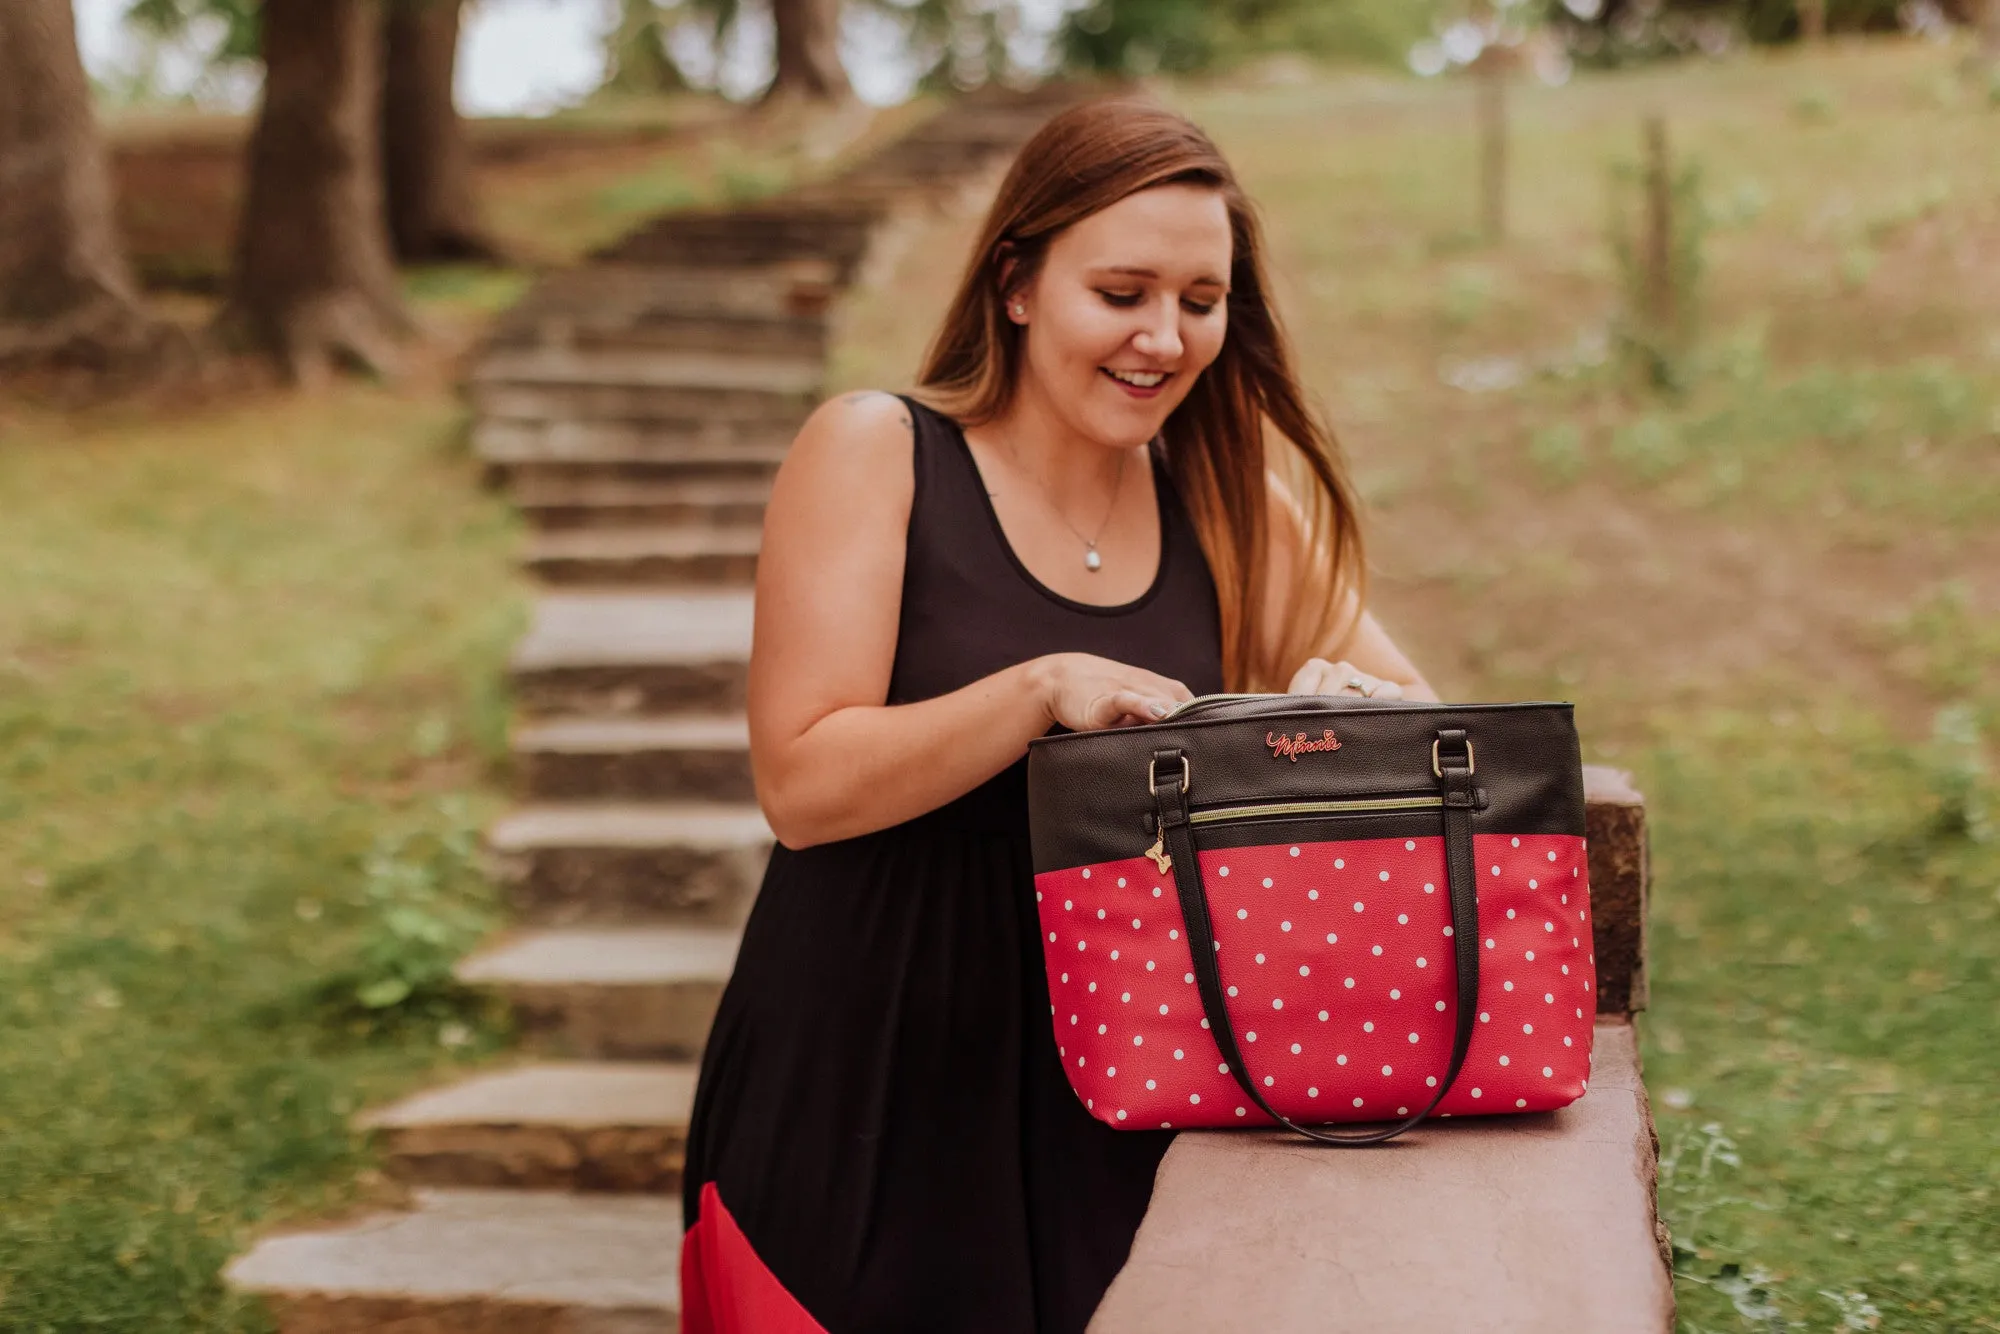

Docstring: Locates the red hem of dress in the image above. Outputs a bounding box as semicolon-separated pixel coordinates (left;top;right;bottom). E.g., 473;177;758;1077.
681;1181;828;1334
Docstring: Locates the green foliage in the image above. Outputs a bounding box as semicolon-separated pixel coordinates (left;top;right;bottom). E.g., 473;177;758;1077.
123;0;259;63
1059;0;1443;76
1605;137;1710;393
1526;422;1588;487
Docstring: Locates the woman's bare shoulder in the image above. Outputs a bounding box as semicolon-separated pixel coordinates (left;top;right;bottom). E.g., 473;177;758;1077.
767;390;920;528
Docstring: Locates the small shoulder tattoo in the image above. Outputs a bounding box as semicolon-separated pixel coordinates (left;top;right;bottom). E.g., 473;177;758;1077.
839;389;912;432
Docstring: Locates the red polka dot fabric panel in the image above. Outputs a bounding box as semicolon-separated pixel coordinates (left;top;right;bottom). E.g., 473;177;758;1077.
1034;832;1595;1130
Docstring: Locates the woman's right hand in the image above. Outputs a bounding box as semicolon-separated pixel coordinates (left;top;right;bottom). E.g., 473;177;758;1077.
1029;653;1194;732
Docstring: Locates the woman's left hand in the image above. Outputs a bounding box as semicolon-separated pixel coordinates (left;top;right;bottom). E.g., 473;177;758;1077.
1287;657;1405;700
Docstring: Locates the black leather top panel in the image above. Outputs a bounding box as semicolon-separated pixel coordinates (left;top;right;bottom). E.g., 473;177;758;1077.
1026;698;1585;874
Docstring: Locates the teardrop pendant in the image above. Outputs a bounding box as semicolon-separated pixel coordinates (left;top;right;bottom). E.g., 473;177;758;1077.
1084;547;1103;572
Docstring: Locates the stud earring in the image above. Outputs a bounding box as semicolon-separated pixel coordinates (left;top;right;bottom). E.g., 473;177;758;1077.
1012;304;1025;318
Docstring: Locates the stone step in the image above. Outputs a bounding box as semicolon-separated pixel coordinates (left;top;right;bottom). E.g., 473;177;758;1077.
457;926;739;1060
515;715;753;804
472;348;823;397
511;590;751;717
494;317;828;362
472;380;815;433
487;258;841;335
597;201;881;277
514;477;770;532
361;1062;696;1194
523;526;760;588
226;1188;680;1333
487;801;771;926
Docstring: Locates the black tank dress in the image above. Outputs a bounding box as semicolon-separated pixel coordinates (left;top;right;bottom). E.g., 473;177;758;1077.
680;395;1225;1333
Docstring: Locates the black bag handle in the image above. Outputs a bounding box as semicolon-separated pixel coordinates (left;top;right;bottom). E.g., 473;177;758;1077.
1148;728;1481;1145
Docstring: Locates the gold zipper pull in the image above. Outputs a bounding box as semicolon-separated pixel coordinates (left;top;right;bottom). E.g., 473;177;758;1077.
1144;834;1173;873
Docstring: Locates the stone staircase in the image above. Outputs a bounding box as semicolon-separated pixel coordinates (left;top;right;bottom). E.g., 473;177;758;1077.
226;85;1087;1334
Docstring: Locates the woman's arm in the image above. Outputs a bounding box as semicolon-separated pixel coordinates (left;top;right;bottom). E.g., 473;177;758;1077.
1262;470;1440;702
747;393;1195;849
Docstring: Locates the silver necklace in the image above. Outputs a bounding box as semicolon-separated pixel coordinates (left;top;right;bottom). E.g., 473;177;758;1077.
1007;441;1128;572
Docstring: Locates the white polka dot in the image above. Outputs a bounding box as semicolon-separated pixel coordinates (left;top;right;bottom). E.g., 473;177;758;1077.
1146;960;1156;972
1308;890;1320;901
1491;866;1501;877
1272;998;1284;1010
1161;1121;1172;1128
1337;1054;1349;1065
1218;1062;1228;1074
1070;1015;1078;1025
1049;932;1057;942
1227;986;1238;997
1504;981;1514;991
1378;870;1391;882
1098;1024;1108;1034
1543;1066;1554;1077
1308;1087;1319;1097
1169;930;1179;941
1499;1055;1510;1066
1485;938;1495;949
1546;993;1556;1003
1406;840;1417;851
1108;1067;1116;1077
1291;1042;1303;1054
1548;851;1557;861
1362;1021;1375;1033
1325;932;1338;945
1097;909;1106;919
1152;887;1162;898
1526;950;1536;961
1416;957;1428;969
1117;877;1127;887
1407;1032;1420;1044
1389;988;1401;1000
1290;846;1300;857
1078;941;1086;951
1479;1011;1490;1023
1443;925;1453;936
1110;950;1119;960
1335;859;1345;869
1089;982;1097;993
1529;879;1538;890
1184;972;1194;983
1236;1107;1247;1117
1353;1097;1364;1107
1564;1036;1573;1047
1132;918;1143;929
1246;1031;1258;1042
1236;908;1248;920
1524;1023;1534;1034
1426;1075;1438;1087
1516;1098;1528;1108
1281;921;1293;932
1397;1106;1409;1115
1255;953;1266;964
1382;1064;1394;1076
1561;894;1568;905
1344;977;1355;989
1190;1093;1201;1104
1036;891;1042;902
1117;1109;1128;1120
1263;1076;1274;1087
1545;921;1555;933
1121;992;1131;1002
1262;877;1273;888
1471;1087;1482;1098
1146;1079;1157;1089
1435;1000;1447;1011
1061;973;1068;983
1218;866;1229;877
1506;908;1516;919
1078;1056;1086;1067
1318;1010;1329;1021
1576;1008;1584;1018
1083;869;1091;879
1174;1049;1184;1059
1299;965;1311;977
1371;945;1383;956
1354;901;1365;912
1134;1035;1144;1045
1424;883;1436;894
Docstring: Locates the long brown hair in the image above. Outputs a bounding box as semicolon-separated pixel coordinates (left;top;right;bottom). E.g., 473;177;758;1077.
915;97;1366;693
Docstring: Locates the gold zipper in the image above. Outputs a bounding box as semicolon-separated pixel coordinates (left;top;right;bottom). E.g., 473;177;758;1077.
1188;794;1442;827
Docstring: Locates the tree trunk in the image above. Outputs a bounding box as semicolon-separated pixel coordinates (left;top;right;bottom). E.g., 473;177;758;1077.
218;0;409;380
1799;0;1826;42
0;0;159;368
382;0;492;262
1981;0;2000;64
765;0;850;104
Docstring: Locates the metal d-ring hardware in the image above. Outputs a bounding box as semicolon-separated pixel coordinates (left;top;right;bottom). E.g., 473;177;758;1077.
1148;753;1190;794
1431;736;1475;778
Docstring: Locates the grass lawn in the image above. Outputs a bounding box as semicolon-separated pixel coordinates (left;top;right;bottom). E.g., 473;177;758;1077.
839;39;2000;1331
2;36;1996;1334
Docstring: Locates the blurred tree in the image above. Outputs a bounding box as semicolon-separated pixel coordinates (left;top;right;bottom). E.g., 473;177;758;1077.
1981;0;2000;63
604;0;697;93
381;0;492;260
216;0;409;378
768;0;850;101
0;0;160;367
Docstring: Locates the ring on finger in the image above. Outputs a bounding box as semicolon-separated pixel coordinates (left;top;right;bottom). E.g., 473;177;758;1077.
1344;675;1370;695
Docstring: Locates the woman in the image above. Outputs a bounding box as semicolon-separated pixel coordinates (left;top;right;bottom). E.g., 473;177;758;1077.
680;98;1438;1332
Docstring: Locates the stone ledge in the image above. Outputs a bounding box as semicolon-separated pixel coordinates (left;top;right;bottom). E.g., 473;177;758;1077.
1092;1019;1672;1334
